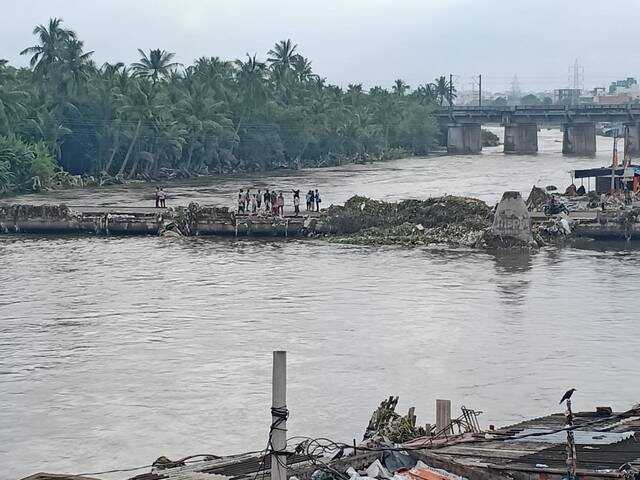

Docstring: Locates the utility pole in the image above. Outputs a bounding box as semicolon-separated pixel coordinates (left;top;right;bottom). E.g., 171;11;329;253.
449;73;454;109
611;133;619;191
479;74;482;108
271;351;287;480
565;399;577;480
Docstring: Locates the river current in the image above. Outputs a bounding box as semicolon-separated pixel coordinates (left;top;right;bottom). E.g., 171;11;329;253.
1;129;639;479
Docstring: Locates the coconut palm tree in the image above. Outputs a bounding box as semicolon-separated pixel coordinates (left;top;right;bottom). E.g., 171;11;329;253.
434;76;456;106
20;18;76;76
291;55;316;83
415;83;438;104
268;39;298;89
6;17;444;183
176;83;234;172
234;54;267;113
192;56;235;97
267;39;298;69
117;79;166;176
131;49;181;84
392;79;410;97
28;107;72;161
60;38;94;92
0;66;28;135
0;87;28;136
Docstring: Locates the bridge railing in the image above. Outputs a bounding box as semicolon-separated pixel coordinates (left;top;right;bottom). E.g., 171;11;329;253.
437;103;639;114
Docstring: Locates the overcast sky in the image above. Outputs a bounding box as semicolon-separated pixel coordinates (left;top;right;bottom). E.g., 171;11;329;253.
3;0;640;92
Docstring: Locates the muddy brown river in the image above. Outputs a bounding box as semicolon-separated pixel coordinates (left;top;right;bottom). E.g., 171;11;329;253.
2;129;639;479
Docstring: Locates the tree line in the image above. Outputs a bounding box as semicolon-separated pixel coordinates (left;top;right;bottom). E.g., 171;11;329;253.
0;18;451;194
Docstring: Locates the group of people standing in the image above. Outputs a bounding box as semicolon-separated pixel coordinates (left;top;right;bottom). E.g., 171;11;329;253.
237;188;322;216
305;190;322;212
154;187;167;208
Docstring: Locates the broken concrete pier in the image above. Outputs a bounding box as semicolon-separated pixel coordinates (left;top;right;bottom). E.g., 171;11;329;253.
0;203;310;237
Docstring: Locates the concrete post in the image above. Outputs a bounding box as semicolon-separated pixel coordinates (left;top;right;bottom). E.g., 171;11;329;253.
504;123;538;154
271;351;287;480
562;122;596;156
624;122;640;160
491;191;533;244
436;399;452;435
447;124;482;154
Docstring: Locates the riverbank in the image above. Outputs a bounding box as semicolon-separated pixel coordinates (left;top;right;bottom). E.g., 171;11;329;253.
1;149;449;201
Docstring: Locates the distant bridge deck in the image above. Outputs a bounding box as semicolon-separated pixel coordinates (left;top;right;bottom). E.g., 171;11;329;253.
436;104;640;125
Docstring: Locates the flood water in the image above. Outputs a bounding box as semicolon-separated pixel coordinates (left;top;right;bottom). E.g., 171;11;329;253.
2;129;639;479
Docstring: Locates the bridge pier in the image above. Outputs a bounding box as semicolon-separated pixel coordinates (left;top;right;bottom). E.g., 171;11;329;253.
562;122;596;156
447;123;481;154
503;123;538;154
624;122;640;159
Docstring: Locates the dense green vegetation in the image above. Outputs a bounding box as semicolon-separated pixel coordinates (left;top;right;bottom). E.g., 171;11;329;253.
0;135;57;193
0;18;447;194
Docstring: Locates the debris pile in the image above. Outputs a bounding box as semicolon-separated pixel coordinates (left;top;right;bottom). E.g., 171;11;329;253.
481;129;501;147
525;186;551;211
318;196;492;247
364;397;427;443
532;216;573;245
171;202;234;235
297;397;482;480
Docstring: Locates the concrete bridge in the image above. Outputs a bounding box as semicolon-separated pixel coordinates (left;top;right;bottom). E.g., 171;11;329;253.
436;104;640;156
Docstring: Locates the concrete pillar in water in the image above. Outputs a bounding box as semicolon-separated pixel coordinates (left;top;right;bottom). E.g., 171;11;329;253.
503;123;538;154
447;123;481;154
491;191;533;243
562;122;596;156
624;122;640;159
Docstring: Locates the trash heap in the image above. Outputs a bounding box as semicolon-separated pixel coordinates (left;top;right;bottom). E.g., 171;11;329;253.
298;397;475;480
525;186;551;211
364;397;428;443
317;196;492;247
316;459;464;480
532;216;573;245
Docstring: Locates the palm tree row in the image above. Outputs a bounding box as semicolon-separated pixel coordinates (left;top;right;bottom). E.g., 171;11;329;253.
0;17;444;194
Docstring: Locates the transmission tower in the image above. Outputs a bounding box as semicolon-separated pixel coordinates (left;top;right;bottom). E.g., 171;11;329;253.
510;75;521;103
568;59;584;90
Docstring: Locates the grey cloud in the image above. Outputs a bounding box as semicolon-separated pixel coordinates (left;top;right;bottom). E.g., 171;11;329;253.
2;0;639;91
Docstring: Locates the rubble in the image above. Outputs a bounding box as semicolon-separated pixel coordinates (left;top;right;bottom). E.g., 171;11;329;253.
525;186;551;211
318;196;492;248
364;397;427;443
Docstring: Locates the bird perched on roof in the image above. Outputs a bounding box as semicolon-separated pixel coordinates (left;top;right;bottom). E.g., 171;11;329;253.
559;388;576;404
